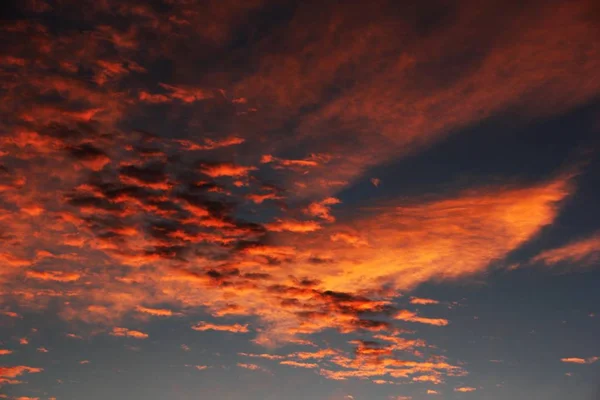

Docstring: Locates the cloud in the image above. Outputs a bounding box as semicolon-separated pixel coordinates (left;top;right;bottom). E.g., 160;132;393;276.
260;154;324;170
0;365;43;379
265;219;322;233
280;360;319;369
200;163;257;178
561;357;599;364
304;198;341;222
0;350;12;356
239;353;284;361
409;297;440;306
0;0;593;391
533;233;600;266
237;363;268;373
394;310;449;327
110;327;149;339
135;306;175;317
191;322;249;333
185;364;209;371
25;270;81;282
175;137;245;151
454;387;476;392
413;375;443;384
139;83;212;104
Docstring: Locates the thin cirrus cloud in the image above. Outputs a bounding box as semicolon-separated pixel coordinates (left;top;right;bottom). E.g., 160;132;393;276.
532;233;600;267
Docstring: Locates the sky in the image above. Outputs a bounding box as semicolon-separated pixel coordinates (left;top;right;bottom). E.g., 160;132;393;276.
0;0;599;399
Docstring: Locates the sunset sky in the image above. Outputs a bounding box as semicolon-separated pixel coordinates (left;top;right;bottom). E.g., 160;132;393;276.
1;0;599;399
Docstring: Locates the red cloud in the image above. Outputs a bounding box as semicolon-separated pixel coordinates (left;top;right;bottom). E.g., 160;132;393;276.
200;163;257;178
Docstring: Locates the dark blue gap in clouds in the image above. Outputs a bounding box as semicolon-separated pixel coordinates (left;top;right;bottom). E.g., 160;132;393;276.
409;265;600;400
335;99;600;212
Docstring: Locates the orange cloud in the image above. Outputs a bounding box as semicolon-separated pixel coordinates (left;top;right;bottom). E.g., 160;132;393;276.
412;375;443;384
135;306;175;317
454;387;476;392
280;360;319;369
191;322;249;333
560;357;599;364
265;219;321;233
239;353;284;360
200;163;257;178
175;137;245;151
304;197;341;222
409;297;440;305
330;232;368;247
394;310;449;327
0;365;43;378
0;350;12;356
25;270;81;282
295;177;570;295
185;364;209;371
110;327;149;339
237;363;268;372
260;154;324;170
533;232;600;266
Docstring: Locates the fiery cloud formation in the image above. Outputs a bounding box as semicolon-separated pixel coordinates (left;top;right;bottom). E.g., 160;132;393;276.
0;0;598;398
